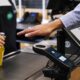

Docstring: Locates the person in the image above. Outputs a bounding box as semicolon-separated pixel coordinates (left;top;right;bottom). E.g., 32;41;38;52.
17;3;80;38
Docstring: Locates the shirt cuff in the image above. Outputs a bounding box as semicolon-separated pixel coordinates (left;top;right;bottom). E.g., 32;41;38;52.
60;11;76;28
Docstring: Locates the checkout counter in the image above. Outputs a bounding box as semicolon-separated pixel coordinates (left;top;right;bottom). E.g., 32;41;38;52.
0;46;49;80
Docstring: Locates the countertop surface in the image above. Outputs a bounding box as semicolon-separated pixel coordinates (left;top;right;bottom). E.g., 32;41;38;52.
0;49;49;80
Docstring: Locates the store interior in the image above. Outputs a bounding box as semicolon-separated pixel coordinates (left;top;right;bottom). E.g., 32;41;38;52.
0;0;80;80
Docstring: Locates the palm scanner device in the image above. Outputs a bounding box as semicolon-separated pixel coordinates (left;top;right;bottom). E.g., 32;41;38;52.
33;25;80;80
0;0;18;54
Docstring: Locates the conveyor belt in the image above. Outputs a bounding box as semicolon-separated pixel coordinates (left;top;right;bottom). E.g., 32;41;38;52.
0;51;48;80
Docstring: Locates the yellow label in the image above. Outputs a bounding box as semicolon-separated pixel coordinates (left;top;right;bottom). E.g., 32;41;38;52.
0;46;4;66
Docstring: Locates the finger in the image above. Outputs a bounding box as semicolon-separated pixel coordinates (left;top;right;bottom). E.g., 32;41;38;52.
0;43;5;47
0;36;5;41
17;28;35;36
0;39;5;45
25;30;40;37
17;29;27;35
0;43;3;47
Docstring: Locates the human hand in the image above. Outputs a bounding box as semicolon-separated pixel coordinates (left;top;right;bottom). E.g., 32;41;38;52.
0;35;5;46
17;24;53;37
17;19;62;38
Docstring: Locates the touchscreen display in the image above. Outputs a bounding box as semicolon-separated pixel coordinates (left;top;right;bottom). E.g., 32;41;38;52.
64;25;80;46
71;27;80;41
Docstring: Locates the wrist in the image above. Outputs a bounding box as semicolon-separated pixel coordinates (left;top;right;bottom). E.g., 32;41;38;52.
49;19;63;32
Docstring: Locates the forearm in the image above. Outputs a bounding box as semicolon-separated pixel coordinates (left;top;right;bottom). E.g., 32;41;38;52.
46;19;64;33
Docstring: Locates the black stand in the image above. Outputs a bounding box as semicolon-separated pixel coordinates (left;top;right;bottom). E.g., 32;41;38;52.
33;28;80;80
43;63;70;80
42;29;71;80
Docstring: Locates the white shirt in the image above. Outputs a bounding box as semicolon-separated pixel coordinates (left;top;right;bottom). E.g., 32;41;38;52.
60;3;80;28
0;0;11;6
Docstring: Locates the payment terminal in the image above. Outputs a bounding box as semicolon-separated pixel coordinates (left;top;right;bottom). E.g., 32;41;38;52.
33;25;80;80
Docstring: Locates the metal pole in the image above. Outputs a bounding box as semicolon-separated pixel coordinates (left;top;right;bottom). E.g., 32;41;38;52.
42;0;48;24
18;0;22;18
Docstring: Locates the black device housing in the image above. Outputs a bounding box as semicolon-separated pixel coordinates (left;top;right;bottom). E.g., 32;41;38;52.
0;6;17;54
33;27;80;80
47;0;79;20
33;43;74;80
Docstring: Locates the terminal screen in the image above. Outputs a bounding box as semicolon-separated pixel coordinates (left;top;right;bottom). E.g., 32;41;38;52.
71;27;80;41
